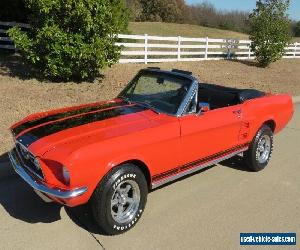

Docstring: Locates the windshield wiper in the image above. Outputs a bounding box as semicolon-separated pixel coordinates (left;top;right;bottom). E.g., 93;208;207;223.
133;101;161;115
119;96;160;114
119;96;132;104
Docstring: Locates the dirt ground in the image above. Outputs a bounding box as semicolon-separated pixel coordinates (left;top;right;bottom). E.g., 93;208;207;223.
0;55;299;155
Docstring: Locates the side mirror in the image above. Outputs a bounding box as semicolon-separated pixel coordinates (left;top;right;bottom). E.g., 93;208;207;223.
197;102;210;113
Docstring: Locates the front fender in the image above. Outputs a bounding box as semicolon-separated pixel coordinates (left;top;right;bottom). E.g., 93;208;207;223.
105;154;152;174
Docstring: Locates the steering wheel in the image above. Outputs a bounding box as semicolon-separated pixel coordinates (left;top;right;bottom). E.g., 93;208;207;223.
169;86;188;105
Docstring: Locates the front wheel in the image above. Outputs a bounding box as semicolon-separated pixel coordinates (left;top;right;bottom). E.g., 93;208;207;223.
91;164;148;235
244;125;273;172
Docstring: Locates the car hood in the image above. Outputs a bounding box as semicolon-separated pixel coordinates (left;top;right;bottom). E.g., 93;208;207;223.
11;99;151;156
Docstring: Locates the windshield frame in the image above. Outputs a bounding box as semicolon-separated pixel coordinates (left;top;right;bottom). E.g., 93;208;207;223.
118;69;198;117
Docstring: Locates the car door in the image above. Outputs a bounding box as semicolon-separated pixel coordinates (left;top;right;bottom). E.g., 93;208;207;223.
178;103;244;167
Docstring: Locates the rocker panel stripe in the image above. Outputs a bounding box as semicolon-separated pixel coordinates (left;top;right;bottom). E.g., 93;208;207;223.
151;143;249;188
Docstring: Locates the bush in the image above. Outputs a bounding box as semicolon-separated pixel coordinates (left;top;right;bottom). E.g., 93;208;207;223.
8;0;129;81
249;0;291;67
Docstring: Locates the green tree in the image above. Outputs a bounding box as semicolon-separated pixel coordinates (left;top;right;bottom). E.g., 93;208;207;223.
8;0;129;81
139;0;186;23
249;0;291;67
125;0;143;21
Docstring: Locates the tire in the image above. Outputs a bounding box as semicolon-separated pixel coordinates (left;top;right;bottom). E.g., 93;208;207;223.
91;164;148;235
244;125;273;172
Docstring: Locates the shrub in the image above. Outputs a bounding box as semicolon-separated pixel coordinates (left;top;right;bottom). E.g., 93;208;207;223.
249;0;292;67
8;0;129;81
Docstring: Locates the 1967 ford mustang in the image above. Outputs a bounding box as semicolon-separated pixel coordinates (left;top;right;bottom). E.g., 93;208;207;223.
9;68;293;235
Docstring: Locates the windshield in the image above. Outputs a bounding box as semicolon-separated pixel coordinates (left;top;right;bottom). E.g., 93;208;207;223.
119;71;192;115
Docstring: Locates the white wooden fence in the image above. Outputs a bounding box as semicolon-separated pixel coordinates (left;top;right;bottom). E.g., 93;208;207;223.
116;34;300;63
0;21;30;50
1;21;300;64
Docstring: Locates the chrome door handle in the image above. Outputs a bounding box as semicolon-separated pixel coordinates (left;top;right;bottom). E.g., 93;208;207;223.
233;109;241;115
233;109;242;118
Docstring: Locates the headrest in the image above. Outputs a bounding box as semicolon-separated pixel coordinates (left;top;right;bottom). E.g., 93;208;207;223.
238;89;265;103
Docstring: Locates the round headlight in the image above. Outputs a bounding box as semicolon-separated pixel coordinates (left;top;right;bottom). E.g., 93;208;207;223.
62;166;70;185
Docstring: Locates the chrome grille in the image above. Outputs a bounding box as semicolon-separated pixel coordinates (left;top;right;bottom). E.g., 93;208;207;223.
15;142;44;179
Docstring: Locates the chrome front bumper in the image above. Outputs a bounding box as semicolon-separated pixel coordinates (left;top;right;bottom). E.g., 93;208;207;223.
8;149;87;200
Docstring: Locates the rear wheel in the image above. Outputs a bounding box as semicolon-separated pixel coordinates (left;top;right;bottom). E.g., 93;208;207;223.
244;125;273;171
91;164;148;235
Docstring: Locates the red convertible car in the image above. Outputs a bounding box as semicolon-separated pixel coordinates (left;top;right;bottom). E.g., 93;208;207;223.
9;68;293;235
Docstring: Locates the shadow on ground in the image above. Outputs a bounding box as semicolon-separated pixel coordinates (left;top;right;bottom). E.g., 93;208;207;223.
0;52;104;83
0;152;62;223
219;155;252;172
0;152;9;163
0;151;251;234
0;52;35;80
230;59;260;68
65;204;104;234
0;151;100;234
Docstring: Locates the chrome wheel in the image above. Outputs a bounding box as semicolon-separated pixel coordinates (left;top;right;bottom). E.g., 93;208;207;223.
111;180;140;224
256;135;271;164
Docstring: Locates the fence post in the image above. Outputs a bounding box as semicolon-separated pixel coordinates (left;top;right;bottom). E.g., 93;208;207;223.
248;42;252;59
294;43;297;58
205;37;209;60
177;36;181;61
144;34;148;64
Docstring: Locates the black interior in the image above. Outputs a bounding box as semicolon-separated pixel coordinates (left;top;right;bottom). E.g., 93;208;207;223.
198;83;265;110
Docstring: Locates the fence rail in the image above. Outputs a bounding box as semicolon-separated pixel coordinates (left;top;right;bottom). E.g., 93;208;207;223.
0;21;30;51
116;34;300;63
1;21;300;64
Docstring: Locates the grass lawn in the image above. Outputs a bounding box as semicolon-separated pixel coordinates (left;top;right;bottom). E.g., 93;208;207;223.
128;22;249;39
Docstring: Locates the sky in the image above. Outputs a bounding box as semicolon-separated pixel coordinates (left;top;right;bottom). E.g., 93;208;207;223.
186;0;300;21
